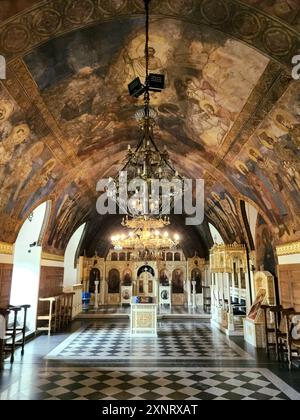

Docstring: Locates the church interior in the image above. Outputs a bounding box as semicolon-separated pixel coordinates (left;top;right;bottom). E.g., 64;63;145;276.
1;0;300;402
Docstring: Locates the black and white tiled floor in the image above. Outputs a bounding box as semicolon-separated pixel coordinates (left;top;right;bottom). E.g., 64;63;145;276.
1;320;300;400
81;306;207;315
45;322;251;361
1;368;299;400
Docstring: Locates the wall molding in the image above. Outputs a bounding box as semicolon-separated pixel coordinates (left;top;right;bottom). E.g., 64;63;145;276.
0;242;14;255
41;252;64;268
41;252;64;263
276;241;300;257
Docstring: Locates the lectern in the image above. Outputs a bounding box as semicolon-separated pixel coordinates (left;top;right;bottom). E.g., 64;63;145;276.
130;301;157;337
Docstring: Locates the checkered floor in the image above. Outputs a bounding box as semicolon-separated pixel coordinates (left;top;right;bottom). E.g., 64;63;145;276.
83;305;207;315
46;322;251;361
1;368;299;400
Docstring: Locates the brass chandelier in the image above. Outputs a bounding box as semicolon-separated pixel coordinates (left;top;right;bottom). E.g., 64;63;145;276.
111;230;180;252
110;0;183;253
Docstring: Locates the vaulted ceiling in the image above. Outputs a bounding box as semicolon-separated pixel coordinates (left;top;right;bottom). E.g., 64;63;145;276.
0;0;300;257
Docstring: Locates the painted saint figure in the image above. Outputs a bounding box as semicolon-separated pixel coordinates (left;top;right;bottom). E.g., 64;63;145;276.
89;261;100;293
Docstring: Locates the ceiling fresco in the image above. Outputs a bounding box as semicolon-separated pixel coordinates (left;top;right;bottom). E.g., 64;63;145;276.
242;0;300;25
24;19;268;155
0;1;299;257
0;0;41;23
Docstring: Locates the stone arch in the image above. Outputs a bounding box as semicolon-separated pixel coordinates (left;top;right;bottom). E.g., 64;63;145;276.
137;265;155;277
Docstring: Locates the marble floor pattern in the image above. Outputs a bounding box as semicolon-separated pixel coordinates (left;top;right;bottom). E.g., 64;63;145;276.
45;322;251;361
1;367;299;401
1;320;300;400
78;305;210;317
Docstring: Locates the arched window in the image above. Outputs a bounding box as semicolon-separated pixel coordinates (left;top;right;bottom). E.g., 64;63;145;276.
111;252;118;261
108;269;120;294
174;252;181;261
166;252;173;261
119;252;126;261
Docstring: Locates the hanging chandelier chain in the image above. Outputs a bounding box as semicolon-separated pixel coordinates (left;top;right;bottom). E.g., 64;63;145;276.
108;0;185;228
144;0;151;118
145;0;150;81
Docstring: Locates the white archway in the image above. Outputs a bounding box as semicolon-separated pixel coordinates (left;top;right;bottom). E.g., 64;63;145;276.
10;202;50;334
209;223;224;245
63;223;86;288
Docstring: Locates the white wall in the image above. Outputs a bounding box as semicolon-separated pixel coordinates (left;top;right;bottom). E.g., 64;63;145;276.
10;203;47;333
278;254;300;265
63;224;85;288
209;223;224;244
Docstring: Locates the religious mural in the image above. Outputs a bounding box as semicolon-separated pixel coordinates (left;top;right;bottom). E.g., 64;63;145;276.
243;0;300;22
206;189;245;243
0;88;59;220
230;82;300;241
24;18;268;161
108;269;120;294
0;3;299;253
172;269;184;294
0;0;41;23
255;215;277;277
123;268;132;285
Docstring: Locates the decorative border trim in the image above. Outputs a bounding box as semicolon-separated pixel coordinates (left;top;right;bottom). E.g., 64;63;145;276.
276;241;300;257
0;242;14;255
0;0;299;69
210;243;246;252
41;252;64;263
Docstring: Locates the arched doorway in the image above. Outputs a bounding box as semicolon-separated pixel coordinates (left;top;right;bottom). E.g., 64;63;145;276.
64;223;86;288
10;201;51;334
137;265;155;296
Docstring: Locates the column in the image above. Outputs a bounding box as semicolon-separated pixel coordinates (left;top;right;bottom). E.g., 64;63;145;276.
187;280;192;307
192;281;196;309
94;281;99;310
100;278;105;305
238;268;242;303
225;273;234;333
